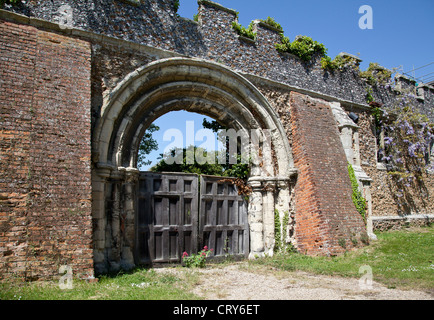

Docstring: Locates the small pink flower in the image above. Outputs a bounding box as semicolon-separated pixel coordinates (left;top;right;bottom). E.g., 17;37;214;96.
182;252;188;258
203;246;208;251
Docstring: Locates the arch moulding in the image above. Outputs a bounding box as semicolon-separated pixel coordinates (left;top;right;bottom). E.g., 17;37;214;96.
91;57;297;273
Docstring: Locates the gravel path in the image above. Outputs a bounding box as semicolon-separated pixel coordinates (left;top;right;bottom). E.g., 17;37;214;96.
156;262;433;300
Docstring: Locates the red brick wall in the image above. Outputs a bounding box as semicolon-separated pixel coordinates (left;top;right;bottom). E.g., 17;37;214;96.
289;92;367;256
0;19;93;281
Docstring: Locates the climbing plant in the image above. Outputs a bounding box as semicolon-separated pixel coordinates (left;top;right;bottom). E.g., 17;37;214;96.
348;163;367;224
372;86;434;211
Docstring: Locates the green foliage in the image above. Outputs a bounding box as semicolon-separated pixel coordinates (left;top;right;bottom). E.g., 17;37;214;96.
0;268;199;300
260;17;283;31
321;54;360;72
359;62;392;86
370;104;383;127
182;246;213;268
276;35;327;62
366;87;375;104
251;226;434;292
274;210;293;254
202;118;225;133
151;118;250;181
274;210;282;253
151;146;250;181
232;21;256;40
348;163;367;224
151;146;224;176
137;124;160;168
320;55;336;70
0;0;20;8
173;0;180;13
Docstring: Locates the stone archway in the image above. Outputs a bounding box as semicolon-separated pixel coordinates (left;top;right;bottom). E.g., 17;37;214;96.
91;57;297;274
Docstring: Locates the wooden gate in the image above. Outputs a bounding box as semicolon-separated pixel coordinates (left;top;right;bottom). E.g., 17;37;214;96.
199;175;249;260
136;173;249;266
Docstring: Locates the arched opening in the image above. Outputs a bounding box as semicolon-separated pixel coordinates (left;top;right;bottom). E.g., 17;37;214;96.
92;57;296;274
137;110;221;173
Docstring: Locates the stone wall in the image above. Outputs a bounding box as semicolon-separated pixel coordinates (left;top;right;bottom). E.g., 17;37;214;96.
5;0;433;121
0;19;93;281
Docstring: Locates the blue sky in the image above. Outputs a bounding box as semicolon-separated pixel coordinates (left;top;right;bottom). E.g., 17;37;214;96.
141;0;434;170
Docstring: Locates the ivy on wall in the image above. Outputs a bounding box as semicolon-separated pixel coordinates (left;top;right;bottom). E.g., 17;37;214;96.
274;209;293;253
348;163;367;224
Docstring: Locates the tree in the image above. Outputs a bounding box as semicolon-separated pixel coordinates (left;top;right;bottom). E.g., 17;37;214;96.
137;123;160;168
150;146;224;176
150;145;251;181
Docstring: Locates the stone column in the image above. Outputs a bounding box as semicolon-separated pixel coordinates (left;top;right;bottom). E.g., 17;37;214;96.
92;164;112;275
120;167;139;270
263;182;276;256
107;171;122;272
248;180;264;258
362;181;377;240
275;180;292;244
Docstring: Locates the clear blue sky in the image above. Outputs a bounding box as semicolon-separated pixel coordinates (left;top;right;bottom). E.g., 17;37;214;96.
142;0;434;170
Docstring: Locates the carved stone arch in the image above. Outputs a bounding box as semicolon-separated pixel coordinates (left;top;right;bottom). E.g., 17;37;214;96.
92;57;297;273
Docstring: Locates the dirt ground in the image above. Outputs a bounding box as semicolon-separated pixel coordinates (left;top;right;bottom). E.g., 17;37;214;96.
155;262;433;300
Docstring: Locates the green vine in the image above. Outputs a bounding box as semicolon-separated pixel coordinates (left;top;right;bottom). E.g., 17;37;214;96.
348;163;367;224
274;209;282;253
232;21;256;40
274;210;293;253
173;0;180;13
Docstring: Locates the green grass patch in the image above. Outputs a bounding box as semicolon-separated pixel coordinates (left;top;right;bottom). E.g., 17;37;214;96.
1;227;432;299
251;226;434;292
0;268;201;300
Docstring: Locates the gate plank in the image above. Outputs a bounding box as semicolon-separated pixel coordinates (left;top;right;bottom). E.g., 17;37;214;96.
136;172;199;266
137;173;249;266
199;175;249;259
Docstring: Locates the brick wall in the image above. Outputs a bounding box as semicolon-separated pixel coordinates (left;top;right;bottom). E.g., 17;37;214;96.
289;92;368;256
0;19;93;281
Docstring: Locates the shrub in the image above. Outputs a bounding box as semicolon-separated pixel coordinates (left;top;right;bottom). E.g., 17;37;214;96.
182;246;213;268
232;21;256;40
359;62;392;86
276;35;327;62
260;17;283;31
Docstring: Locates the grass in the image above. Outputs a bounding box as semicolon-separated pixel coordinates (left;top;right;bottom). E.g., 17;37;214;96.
0;268;201;300
1;226;432;300
250;226;434;292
